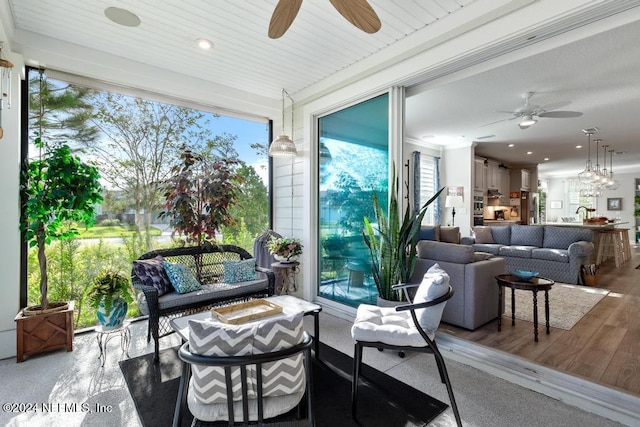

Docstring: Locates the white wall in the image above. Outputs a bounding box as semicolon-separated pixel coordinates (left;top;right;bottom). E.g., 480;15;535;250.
0;47;22;359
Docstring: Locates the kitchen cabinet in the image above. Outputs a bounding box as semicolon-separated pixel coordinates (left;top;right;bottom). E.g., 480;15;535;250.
510;169;531;191
474;157;486;191
486;160;500;189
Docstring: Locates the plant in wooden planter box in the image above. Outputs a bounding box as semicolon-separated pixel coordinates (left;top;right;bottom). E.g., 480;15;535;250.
18;138;102;361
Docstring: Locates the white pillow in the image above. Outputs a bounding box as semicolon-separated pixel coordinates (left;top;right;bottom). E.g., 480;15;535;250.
412;263;450;333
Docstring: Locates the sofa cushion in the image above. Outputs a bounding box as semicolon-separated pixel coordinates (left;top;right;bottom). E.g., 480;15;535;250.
417;240;474;264
188;313;305;404
223;259;259;284
472;227;494;244
543;226;593;249
133;255;174;296
413;263;450;333
498;245;535;259
163;261;203;294
473;252;494;262
490;226;511;245
511;225;544;247
473;243;503;255
439;227;460;244
419;226;439;241
532;248;569;263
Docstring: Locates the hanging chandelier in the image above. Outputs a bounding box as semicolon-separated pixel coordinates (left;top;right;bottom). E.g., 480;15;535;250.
577;128;597;184
269;89;297;157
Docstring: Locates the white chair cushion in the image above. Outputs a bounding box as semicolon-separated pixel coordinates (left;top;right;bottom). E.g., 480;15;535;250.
413;263;450;333
351;304;431;347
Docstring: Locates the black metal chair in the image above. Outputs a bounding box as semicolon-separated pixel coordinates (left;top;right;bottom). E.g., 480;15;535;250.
351;283;462;427
176;332;315;427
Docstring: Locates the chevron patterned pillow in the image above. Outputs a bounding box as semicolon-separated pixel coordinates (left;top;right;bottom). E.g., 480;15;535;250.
188;312;305;404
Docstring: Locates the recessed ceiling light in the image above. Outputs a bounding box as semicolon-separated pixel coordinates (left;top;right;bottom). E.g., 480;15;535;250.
104;7;141;27
526;151;533;155
508;144;515;148
544;157;550;161
196;38;213;49
576;145;582;148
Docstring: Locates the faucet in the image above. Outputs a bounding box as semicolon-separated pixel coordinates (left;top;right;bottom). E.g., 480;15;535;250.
575;206;596;220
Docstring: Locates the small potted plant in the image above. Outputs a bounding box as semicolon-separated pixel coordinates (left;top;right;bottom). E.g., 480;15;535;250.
267;236;303;263
85;270;134;330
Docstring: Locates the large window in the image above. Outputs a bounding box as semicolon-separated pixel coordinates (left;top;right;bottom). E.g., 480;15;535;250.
317;94;389;307
22;67;270;328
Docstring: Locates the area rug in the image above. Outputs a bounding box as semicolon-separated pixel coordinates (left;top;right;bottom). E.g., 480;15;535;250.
503;283;609;330
120;342;448;427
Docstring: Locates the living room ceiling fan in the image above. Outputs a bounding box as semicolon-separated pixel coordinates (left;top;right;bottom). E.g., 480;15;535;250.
268;0;381;39
487;92;583;129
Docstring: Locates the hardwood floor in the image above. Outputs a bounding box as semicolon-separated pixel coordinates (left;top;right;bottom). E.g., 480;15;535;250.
440;245;640;397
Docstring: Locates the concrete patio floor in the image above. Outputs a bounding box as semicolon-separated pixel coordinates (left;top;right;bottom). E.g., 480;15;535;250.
0;312;629;427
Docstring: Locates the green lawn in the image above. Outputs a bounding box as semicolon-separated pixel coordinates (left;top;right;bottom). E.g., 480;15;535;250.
78;225;163;239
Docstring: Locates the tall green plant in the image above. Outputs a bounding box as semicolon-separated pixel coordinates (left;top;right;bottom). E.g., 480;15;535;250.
362;166;443;301
20;139;103;310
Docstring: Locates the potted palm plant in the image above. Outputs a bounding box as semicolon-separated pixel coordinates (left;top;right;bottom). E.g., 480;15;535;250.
362;165;443;302
85;270;134;330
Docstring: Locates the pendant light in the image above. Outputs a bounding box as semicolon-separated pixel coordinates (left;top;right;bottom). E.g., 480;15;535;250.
577;128;597;184
269;89;297;157
606;148;620;190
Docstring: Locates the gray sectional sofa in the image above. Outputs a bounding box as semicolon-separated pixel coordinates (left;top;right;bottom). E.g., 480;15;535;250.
461;225;594;285
410;240;506;330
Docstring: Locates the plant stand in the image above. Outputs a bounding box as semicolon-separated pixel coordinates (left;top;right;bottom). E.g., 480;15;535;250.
14;301;74;362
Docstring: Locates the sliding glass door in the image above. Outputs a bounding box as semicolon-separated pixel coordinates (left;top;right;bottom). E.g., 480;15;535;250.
317;93;389;307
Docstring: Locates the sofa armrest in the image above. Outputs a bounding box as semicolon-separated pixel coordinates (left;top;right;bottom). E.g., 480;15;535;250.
568;241;594;257
256;266;276;295
460;236;475;245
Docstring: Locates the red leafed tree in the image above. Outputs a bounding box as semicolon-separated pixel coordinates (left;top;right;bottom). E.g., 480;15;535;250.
159;148;244;246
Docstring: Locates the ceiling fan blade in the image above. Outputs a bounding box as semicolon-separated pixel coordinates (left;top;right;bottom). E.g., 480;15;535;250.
330;0;381;34
538;110;583;118
268;0;303;39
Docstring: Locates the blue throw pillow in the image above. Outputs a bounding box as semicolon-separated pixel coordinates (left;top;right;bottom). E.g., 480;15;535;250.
223;259;258;284
419;226;437;241
162;261;202;294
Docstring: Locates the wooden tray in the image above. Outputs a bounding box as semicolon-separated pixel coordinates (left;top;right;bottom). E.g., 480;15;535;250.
211;299;282;324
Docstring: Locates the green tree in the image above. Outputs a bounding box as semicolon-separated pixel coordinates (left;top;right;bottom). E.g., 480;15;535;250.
28;69;98;147
222;164;269;242
88;94;214;249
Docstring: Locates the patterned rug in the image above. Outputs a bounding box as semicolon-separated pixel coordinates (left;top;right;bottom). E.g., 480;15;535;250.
503;283;609;330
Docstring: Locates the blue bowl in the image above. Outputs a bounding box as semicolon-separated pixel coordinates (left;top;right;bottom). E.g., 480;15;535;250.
512;270;539;281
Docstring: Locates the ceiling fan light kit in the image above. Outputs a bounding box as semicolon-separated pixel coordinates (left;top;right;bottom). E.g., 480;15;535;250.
518;115;537;128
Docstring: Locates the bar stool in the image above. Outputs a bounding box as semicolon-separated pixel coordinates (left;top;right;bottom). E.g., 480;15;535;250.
596;229;622;267
617;228;631;263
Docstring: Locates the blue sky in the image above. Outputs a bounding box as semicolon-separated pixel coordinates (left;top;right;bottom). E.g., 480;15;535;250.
212;115;270;184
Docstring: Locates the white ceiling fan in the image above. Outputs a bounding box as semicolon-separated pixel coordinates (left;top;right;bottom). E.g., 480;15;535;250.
268;0;381;39
490;92;583;129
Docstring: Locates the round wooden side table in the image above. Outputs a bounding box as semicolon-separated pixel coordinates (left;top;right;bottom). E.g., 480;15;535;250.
495;274;555;342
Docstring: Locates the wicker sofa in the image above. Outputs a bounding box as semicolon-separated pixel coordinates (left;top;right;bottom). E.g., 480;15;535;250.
132;243;275;362
461;225;593;285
